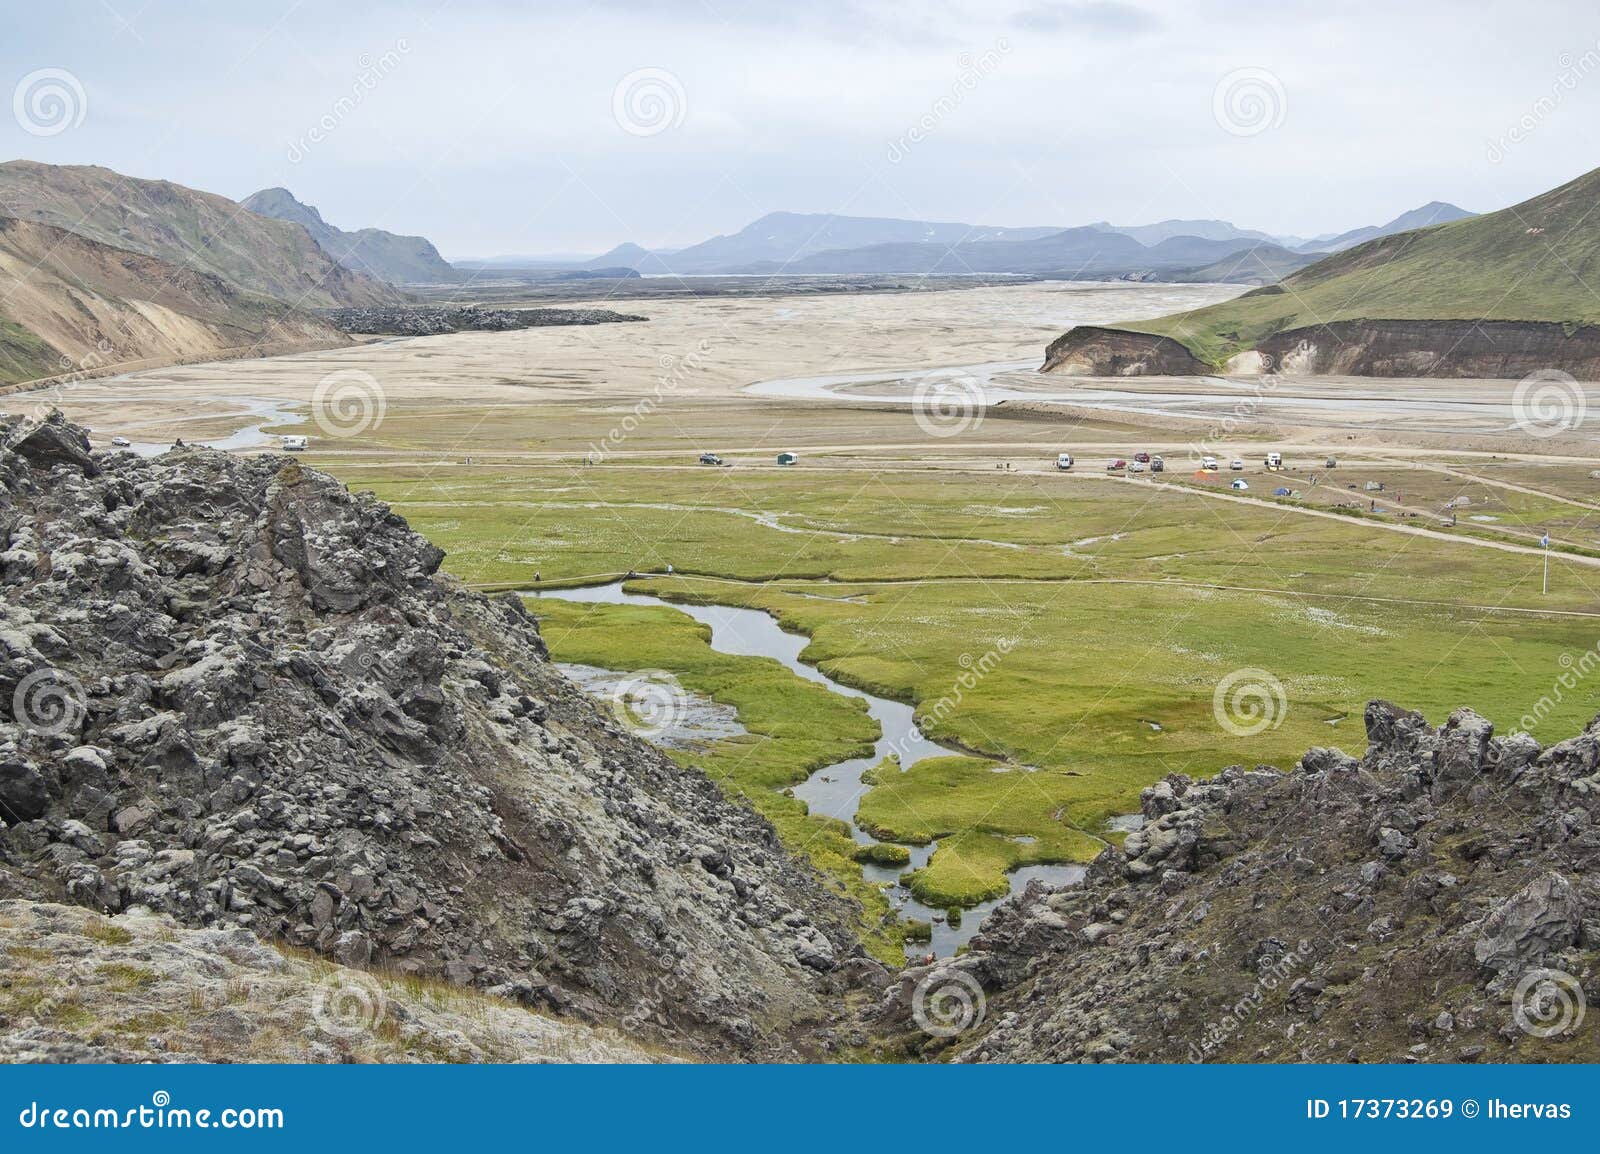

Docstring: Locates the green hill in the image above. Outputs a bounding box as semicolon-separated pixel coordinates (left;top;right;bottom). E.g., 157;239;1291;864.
1121;165;1600;367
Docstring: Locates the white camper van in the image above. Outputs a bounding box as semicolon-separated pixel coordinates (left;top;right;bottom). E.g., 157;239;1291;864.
281;436;309;452
1056;452;1073;471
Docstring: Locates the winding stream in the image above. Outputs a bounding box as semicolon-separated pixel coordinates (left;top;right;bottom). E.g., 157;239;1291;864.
529;581;1086;956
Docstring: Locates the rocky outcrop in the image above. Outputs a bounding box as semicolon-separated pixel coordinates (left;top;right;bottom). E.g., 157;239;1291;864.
0;901;672;1063
873;701;1600;1063
1041;325;1210;376
320;306;647;336
0;412;870;1060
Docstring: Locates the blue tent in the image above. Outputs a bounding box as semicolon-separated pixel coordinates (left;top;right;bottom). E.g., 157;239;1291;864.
1272;486;1291;497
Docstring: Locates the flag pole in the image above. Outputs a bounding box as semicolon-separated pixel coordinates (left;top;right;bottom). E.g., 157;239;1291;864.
1543;532;1550;596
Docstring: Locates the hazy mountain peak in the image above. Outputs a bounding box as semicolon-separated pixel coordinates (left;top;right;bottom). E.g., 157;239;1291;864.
241;187;456;285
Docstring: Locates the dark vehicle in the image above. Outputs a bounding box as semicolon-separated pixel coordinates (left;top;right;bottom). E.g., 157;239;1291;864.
1150;455;1165;472
699;452;725;466
1134;451;1151;463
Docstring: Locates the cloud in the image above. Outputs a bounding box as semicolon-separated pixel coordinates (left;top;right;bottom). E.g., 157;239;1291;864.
1011;1;1158;36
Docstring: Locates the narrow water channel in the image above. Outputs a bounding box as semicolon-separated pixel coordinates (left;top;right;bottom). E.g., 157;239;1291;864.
529;581;1086;956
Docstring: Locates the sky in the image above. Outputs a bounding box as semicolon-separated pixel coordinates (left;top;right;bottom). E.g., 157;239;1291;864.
5;0;1600;259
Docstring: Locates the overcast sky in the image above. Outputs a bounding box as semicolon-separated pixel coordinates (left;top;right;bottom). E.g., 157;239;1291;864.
6;0;1600;258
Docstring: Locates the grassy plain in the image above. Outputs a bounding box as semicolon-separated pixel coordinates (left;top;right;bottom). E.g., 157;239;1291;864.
322;406;1600;911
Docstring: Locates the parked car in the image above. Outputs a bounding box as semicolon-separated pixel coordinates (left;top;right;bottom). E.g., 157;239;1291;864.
1056;452;1074;471
1130;461;1147;473
1324;456;1338;468
1107;458;1127;471
110;436;131;447
1265;451;1284;470
1200;456;1219;472
699;452;724;466
1230;458;1245;471
1133;451;1151;463
1150;455;1165;473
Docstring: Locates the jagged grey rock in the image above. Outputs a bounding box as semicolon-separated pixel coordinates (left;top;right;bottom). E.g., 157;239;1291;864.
0;411;865;1060
871;700;1600;1063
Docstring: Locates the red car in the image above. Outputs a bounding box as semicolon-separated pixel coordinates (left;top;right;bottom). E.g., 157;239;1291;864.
1107;458;1127;471
1133;451;1151;463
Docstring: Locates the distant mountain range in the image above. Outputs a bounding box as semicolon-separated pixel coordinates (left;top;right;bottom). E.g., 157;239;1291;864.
241;187;458;285
485;203;1473;283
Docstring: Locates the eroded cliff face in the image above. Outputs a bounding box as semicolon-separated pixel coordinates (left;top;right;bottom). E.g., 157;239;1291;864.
0;413;872;1060
1042;318;1600;379
1041;326;1210;376
873;702;1600;1064
1253;320;1600;379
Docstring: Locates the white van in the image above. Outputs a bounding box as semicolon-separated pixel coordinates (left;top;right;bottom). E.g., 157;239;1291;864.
281;435;308;452
1056;453;1073;471
1201;456;1219;472
1265;451;1284;470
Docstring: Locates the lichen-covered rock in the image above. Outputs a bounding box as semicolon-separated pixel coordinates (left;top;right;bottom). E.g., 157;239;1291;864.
0;412;864;1060
0;901;673;1063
